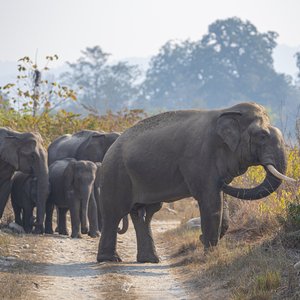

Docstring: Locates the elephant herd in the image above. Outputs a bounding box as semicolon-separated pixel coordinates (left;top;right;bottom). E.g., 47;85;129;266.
0;129;119;239
0;102;296;263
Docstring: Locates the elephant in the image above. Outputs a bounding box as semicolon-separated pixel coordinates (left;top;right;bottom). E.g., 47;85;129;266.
48;130;120;230
0;128;49;234
96;102;295;263
45;158;99;238
48;130;120;165
11;172;37;233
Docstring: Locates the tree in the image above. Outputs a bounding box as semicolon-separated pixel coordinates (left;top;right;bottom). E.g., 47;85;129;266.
296;52;300;81
61;46;140;114
136;17;291;113
0;55;76;116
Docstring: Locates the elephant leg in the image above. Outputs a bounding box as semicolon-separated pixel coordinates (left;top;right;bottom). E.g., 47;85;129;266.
55;208;59;233
45;202;54;234
23;207;33;233
58;208;69;235
97;215;122;262
220;198;229;239
12;204;22;227
70;200;81;238
130;202;162;263
88;192;100;238
196;189;223;249
0;180;12;219
94;186;102;232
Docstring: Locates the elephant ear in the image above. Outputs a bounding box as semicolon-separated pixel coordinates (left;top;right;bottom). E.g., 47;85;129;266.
0;135;24;169
64;160;76;189
216;111;242;152
76;133;105;161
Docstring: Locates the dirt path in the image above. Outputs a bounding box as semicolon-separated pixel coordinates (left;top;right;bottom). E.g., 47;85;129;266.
27;220;190;299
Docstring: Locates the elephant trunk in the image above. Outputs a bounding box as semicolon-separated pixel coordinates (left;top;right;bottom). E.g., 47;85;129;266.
33;153;49;233
222;168;282;200
221;147;292;200
80;185;93;232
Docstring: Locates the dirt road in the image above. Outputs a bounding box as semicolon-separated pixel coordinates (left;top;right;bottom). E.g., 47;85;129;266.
23;220;190;299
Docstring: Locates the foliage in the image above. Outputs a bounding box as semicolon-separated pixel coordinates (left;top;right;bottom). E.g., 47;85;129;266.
0;108;146;147
0;55;76;116
60;46;140;114
136;17;294;119
296;52;300;80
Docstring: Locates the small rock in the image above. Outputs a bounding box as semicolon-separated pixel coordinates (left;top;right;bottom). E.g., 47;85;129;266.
23;244;30;249
8;222;25;234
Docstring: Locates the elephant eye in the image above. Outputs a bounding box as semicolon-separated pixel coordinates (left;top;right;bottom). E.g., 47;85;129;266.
256;130;269;142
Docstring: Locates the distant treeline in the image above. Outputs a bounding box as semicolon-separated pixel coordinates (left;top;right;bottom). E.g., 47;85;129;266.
1;17;300;134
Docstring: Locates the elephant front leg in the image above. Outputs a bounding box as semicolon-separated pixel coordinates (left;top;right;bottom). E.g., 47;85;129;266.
88;192;100;238
58;208;69;235
0;180;12;219
69;199;81;238
45;202;54;234
130;203;162;263
23;207;34;233
196;189;223;249
12;205;22;227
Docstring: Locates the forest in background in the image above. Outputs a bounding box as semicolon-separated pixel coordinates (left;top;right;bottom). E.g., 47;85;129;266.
1;17;300;135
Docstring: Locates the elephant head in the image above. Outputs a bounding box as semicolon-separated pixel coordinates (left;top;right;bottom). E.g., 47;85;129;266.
216;103;295;200
76;132;120;162
0;128;49;233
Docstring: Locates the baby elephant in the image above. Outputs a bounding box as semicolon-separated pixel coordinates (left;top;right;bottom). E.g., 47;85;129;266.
45;158;99;238
11;172;37;233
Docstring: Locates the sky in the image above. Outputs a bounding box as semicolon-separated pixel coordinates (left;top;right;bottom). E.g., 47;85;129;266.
1;0;300;67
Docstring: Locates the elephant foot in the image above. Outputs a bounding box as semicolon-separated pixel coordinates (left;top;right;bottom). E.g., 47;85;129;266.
59;230;69;236
33;225;44;234
81;227;89;234
71;233;82;239
24;227;33;234
97;253;122;263
88;231;100;238
137;253;160;263
45;228;54;234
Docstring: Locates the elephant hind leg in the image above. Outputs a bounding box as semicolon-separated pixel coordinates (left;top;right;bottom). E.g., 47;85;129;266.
97;216;122;262
131;202;162;263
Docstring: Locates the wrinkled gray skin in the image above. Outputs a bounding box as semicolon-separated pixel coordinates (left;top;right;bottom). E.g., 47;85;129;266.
97;102;288;263
11;172;37;233
45;159;99;238
0;128;49;234
48;130;120;230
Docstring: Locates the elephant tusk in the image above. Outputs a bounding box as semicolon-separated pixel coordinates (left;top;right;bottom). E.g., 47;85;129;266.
266;165;296;182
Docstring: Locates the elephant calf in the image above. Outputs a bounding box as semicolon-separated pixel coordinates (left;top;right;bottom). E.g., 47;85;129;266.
11;172;37;233
45;158;99;238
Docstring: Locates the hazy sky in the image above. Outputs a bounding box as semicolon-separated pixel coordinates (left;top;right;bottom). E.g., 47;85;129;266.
1;0;300;66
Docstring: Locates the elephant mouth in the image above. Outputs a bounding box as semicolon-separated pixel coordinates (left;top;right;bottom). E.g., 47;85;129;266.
222;164;295;200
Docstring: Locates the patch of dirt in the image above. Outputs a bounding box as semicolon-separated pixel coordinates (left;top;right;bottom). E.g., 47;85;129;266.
1;220;196;299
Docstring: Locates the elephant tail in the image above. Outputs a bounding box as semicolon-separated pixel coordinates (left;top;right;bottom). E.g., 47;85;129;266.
117;215;129;234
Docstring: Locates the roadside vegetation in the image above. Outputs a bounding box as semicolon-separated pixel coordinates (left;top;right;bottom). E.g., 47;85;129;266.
163;146;300;299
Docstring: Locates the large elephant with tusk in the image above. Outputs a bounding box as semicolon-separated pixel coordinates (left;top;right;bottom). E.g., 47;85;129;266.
97;102;295;263
0;128;49;233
